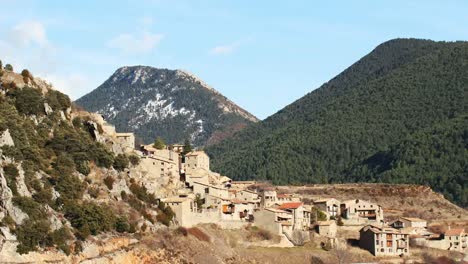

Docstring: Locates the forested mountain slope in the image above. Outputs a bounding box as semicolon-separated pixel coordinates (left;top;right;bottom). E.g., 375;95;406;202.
76;66;258;146
207;39;468;206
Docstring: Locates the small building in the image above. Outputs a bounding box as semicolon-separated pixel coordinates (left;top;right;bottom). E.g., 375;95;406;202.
183;151;210;174
314;198;341;219
253;208;293;235
341;199;384;223
317;220;337;238
359;225;410;256
277;193;301;204
278;202;311;231
236;189;260;203
115;132;135;152
390;217;427;229
444;228;467;252
162;196;197;227
261;190;278;208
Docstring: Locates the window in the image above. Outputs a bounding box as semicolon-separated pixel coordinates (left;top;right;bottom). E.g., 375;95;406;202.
381;249;384;252
376;240;379;245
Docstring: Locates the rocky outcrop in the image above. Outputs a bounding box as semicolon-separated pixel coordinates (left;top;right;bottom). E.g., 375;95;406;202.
0;169;27;224
0;129;14;147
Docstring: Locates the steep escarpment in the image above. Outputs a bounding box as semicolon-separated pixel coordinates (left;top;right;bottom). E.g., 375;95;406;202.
0;65;177;258
75;66;258;146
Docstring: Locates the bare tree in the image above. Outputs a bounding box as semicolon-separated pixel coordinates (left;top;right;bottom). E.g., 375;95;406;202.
332;245;351;264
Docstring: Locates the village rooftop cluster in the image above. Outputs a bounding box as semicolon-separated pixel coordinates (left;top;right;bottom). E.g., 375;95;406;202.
106;125;467;257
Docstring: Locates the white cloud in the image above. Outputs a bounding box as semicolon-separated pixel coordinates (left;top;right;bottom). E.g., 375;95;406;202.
107;31;163;54
1;20;91;99
42;73;91;100
9;20;48;47
210;41;241;55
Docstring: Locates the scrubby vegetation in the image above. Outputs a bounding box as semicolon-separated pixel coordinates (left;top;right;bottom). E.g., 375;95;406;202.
207;39;468;207
0;66;138;254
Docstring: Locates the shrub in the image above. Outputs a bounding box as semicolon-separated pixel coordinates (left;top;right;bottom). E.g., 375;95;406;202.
16;218;51;254
12;196;46;220
153;137;165;150
72;117;82;128
120;191;128;201
63;201;116;239
3;163;19;195
32;187;53;205
312;207;328;222
93;144;114;168
21;69;32;83
50;226;73;255
11;87;45;116
129;183;157;204
4;64;13;71
115;216;130;233
76;160;90;175
45;90;71;111
156;201;174;226
128;154;140;166
113;154;129;171
55;174;85;201
1;214;15;229
103;176;115;190
88;186;100;198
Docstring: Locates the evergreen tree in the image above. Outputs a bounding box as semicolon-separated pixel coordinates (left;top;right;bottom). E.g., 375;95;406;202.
153;137;166;150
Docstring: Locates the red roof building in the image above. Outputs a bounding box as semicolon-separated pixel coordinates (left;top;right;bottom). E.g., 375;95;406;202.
278;202;303;210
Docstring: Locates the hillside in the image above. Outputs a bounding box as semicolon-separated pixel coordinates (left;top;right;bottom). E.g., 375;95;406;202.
75;66;258;146
207;39;468;206
0;65;178;258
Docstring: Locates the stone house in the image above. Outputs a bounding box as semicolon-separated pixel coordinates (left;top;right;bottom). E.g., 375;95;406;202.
192;181;229;200
317;220;337;238
261;190;278;208
359;225;410;256
313;198;341;219
341;199;384;224
253;208;294;235
444;228;467;252
235;189;260;203
183;151;210;174
390;217;427;229
278;202;311;231
277;193;301;204
115;132;135;153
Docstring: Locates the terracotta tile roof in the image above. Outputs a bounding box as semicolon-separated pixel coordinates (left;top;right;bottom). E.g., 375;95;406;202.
445;228;465;236
278;202;303;210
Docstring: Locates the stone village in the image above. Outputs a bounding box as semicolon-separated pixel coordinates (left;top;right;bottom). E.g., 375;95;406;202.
100;120;467;257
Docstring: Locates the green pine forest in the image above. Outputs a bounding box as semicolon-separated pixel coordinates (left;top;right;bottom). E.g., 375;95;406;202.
206;39;468;207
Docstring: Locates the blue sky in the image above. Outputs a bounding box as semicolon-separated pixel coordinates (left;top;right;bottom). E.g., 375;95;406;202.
0;1;467;119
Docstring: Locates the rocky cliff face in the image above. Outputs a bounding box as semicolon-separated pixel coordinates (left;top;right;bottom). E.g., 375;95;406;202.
75;66;258;146
0;67;177;260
